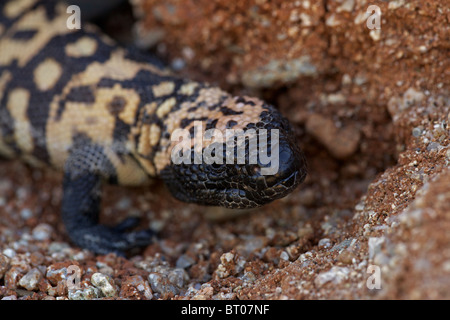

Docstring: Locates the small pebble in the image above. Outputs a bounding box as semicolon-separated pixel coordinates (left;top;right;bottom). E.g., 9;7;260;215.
18;268;42;291
47;242;70;253
148;271;184;298
280;251;289;261
168;269;188;288
176;254;195;269
338;250;356;264
171;57;186;70
368;237;385;260
305;114;360;159
426;142;440;152
91;273;118;297
32;223;53;241
46;264;81;287
20;208;33;220
69;286;101;300
115;197;131;210
120;275;153;299
314;267;350;287
5;266;24;289
318;238;332;249
3;248;15;258
0;254;11;279
412;127;422;137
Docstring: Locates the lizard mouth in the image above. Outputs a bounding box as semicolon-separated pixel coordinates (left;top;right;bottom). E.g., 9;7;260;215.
219;170;304;209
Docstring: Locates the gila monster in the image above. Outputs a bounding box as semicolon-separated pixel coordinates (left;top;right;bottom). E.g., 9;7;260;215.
0;0;307;255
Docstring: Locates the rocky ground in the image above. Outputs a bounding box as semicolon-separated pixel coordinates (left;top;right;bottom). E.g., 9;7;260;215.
0;0;448;300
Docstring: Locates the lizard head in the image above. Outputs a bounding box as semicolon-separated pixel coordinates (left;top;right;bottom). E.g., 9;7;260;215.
159;96;307;209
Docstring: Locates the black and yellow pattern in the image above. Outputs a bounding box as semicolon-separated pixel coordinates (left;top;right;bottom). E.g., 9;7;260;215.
0;0;307;255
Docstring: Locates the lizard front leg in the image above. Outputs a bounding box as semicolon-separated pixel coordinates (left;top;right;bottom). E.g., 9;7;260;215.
61;135;154;255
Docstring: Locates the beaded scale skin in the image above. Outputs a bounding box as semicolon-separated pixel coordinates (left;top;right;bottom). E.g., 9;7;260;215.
0;0;307;255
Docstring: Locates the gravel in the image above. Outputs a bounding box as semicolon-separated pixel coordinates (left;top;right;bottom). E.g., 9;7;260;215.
0;0;448;300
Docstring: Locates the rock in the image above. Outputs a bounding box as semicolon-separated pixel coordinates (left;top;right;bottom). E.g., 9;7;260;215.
368;237;385;260
280;251;289;261
0;254;10;279
18;268;42;291
314;267;350;287
120;275;153;300
241;57;318;88
338;250;356;265
318;238;332;249
175;254;195;269
46;263;72;286
215;251;246;279
148;272;179;298
387;88;426;120
4;265;26;289
306;114;361;159
91;273;118;297
2;248;15;259
68;286;102;300
32;223;53;241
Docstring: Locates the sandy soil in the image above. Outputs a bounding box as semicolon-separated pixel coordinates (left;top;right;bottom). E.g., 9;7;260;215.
0;0;448;300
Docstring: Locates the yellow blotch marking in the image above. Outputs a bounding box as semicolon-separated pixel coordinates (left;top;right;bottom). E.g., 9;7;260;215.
33;58;63;91
134;130;157;176
6;88;33;153
144;102;157;115
178;82;198;96
153;148;173;174
0;4;72;67
152;81;175;98
197;87;227;106
118;99;139;126
58;49;167;91
137;124;151;156
149;124;161;147
135;157;156;177
103;149;150;186
135;126;157;176
104;84;140;125
65;36;98;58
156;97;176;118
4;0;37;18
136;123;161;155
133;103;160;177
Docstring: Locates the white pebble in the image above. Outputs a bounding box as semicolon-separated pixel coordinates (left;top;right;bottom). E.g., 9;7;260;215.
32;223;53;241
280;251;289;261
18;268;43;291
91;273;117;297
314;267;350;287
368;237;385;260
3;248;15;258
